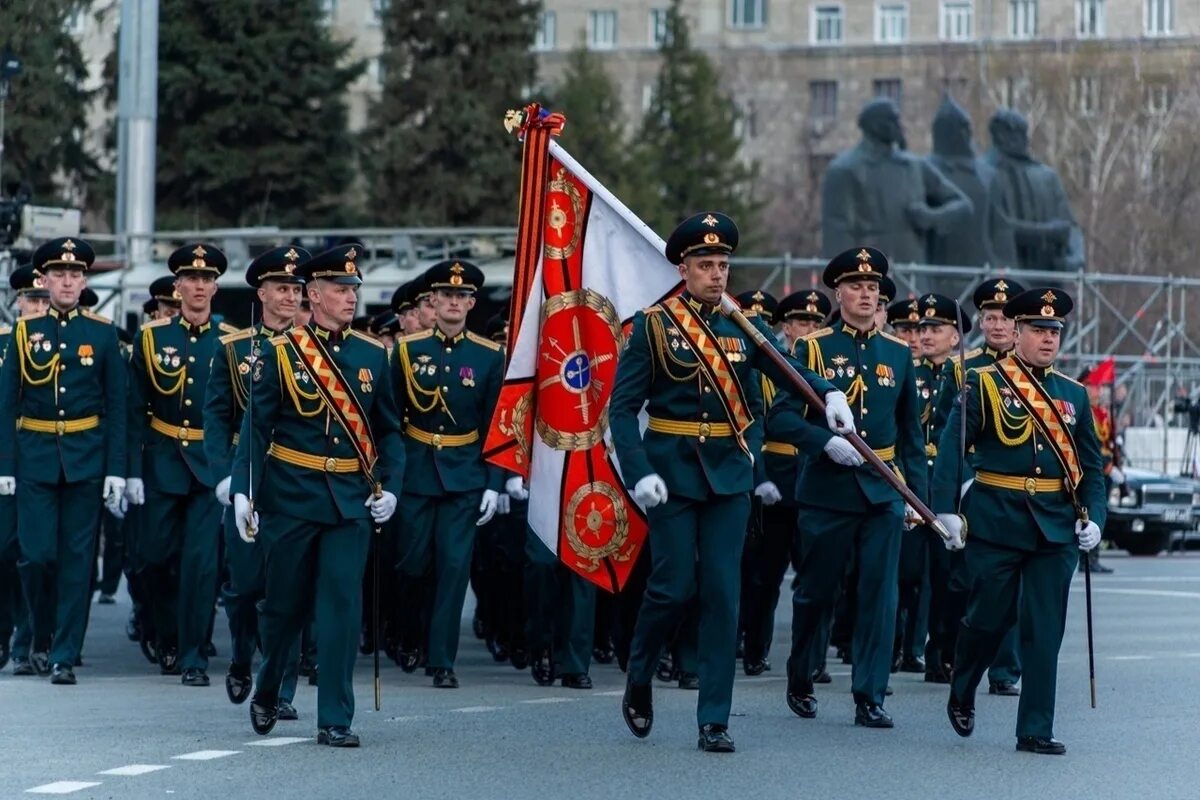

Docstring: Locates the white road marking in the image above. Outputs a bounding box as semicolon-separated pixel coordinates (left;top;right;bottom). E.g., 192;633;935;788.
1074;587;1200;600
595;690;624;696
244;737;309;747
520;697;577;704
171;750;240;761
385;714;433;723
26;782;103;795
451;706;502;713
1109;655;1154;661
98;765;171;776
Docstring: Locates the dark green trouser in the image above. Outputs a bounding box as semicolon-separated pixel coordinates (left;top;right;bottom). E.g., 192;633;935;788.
256;512;370;728
396;491;480;670
896;527;929;660
788;501;903;706
221;511;299;702
740;501;795;663
141;488;222;671
524;527;595;676
17;478;100;665
1;494;20;642
941;546;1023;684
629;492;749;728
952;536;1077;739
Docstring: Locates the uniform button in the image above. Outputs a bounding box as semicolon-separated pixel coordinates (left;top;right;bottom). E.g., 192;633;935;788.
1035;467;1042;475
1037;444;1044;451
333;346;340;353
860;344;866;350
59;365;65;372
59;343;66;350
187;356;195;363
181;441;189;448
444;366;450;372
860;430;868;437
438;425;445;432
59;387;66;394
445;347;452;353
698;436;707;444
60;321;67;327
862;408;868;415
186;377;193;385
701;412;709;420
184;399;192;406
928;459;934;467
443;386;449;391
183;420;190;427
703;386;711;394
58;410;65;417
333;437;340;444
189;336;197;343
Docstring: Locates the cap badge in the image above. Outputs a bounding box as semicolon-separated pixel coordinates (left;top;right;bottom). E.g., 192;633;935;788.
284;248;299;261
995;280;1008;291
703;232;720;245
1040;305;1056;317
1041;290;1057;303
924;306;937;317
995;292;1007;303
33;276;45;289
450;262;465;286
701;214;719;227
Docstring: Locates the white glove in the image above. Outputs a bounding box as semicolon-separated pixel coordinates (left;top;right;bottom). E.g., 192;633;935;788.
903;503;919;531
936;513;966;551
754;481;782;506
215;476;232;507
634;474;669;509
476;489;500;526
960;479;974;500
1108;467;1125;486
365;490;398;523
496;493;511;515
109;495;128;521
125;477;146;506
103;475;126;504
0;476;15;496
505;475;529;500
1076;519;1101;552
823;436;864;467
824;391;855;434
233;493;259;544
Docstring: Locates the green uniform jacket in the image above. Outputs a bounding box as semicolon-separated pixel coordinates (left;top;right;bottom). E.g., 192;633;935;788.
231;324;406;526
129;316;236;492
391;327;504;496
932;358;1107;550
916;357;951;478
202;323;278;483
609;294;835;502
0;307;127;483
771;323;927;509
761;374;806;508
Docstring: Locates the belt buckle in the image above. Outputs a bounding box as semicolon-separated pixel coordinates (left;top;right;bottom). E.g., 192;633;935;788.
177;427;189;441
698;422;711;438
431;433;443;449
1024;477;1037;496
55;420;65;435
324;457;338;473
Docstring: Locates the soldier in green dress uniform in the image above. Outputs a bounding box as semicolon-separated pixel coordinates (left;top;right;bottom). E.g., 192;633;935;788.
232;243;405;747
887;297;922;357
125;244;237;686
0;238;128;684
392;259;504;688
148;275;182;320
610;212;850;753
938;287;1105;755
204;246;307;715
772;246;926;729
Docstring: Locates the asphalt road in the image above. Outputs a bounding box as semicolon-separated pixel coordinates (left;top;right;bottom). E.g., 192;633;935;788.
3;552;1198;800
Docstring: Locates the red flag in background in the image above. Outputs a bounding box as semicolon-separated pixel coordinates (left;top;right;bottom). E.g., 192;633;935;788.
1085;357;1116;386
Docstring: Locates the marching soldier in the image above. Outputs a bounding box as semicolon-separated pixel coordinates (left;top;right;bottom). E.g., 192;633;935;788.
938;288;1106;755
148;275;182;319
392;279;428;335
203;246;307;717
392;259;504;688
232;243;405;747
609;212;849;753
887;297;922;357
126;244;236;685
0;238;128;684
772;246;926;729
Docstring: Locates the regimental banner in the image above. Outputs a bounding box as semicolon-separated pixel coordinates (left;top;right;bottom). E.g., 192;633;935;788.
484;104;682;592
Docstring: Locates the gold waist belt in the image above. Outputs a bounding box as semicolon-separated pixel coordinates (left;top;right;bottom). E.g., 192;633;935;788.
19;415;100;435
762;441;797;457
873;445;895;461
975;470;1065;496
150;416;204;442
269;443;360;474
404;425;480;450
646;417;734;438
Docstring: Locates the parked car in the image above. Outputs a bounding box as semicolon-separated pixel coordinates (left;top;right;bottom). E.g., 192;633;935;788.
1105;467;1200;556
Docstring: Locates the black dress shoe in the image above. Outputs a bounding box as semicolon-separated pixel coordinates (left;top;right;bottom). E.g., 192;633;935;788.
97;593;116;605
891;653;903;673
925;664;952;684
12;655;34;676
0;641;9;671
899;656;925;673
655;653;675;682
743;657;767;677
989;680;1020;696
947;695;974;737
854;702;894;728
226;666;253;704
837;646;852;665
1016;736;1066;755
509;648;529;671
181;668;210;687
50;663;76;685
698;724;736;753
31;651;50;676
276;700;299;721
622;679;653;738
592;645;615;665
432;668;459;688
139;637;158;665
317;726;360;747
249;696;278;736
678;672;700;690
1090;560;1114;575
812;668;832;684
561;673;593;689
488;638;509;663
307;665;319;686
398;648;421;674
786;688;818;719
159;648;180;676
531;650;555;686
126;612;141;642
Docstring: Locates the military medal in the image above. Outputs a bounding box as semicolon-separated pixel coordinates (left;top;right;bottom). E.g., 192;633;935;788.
359;367;374;393
460;365;476;387
253;359;264;383
832;355;849;378
77;344;94;366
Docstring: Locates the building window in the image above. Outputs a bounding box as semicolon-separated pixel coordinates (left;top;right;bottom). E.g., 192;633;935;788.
649;8;670;45
731;0;767;28
534;11;557;51
873;78;903;109
642;83;659;112
1009;0;1037;38
876;3;909;43
1071;75;1100;117
1076;0;1104;37
1145;0;1173;35
368;57;386;87
1003;76;1031;109
735;101;759;140
812;5;844;44
940;1;974;40
810;80;838;119
588;10;618;49
1145;82;1172;115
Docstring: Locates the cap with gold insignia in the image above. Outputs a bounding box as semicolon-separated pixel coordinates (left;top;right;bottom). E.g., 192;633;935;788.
664;212;739;265
878;275;897;305
33;237;95;273
142;298;158;316
149;275;182;307
485;314;508;343
822;246;889;288
887;298;921;329
351;315;374;332
918;293;972;332
79;287;100;309
297;243;364;285
973;277;1024;311
778;289;832;323
9;264;49;298
369;312;402;337
390;279;414;313
735;290;779;324
425;259;484;293
1004;287;1073;329
168;243;228;277
246;245;310;287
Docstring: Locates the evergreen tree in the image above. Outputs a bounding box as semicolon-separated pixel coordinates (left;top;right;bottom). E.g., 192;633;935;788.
362;0;538;226
0;1;96;203
547;42;627;190
636;1;758;241
151;0;363;228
